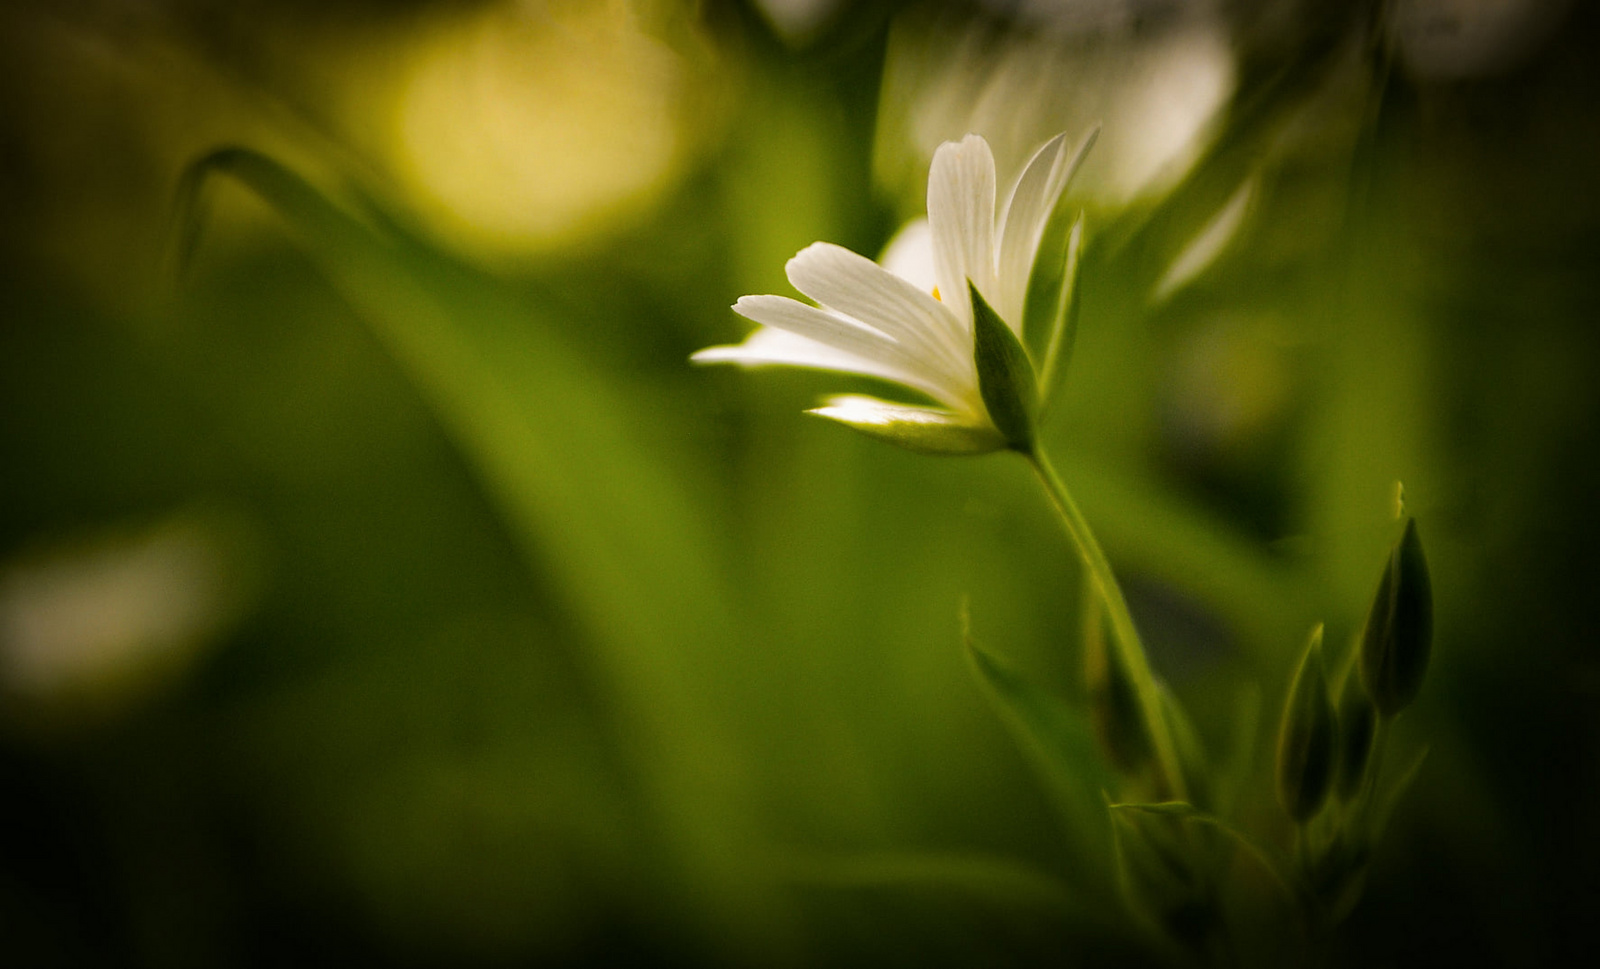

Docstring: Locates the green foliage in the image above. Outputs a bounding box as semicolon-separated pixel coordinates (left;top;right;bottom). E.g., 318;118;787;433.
963;612;1115;873
1106;800;1222;951
173;147;786;958
1158;683;1212;813
5;0;1592;963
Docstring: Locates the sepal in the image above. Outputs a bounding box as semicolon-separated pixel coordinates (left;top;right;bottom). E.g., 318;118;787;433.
807;395;1006;455
970;282;1038;452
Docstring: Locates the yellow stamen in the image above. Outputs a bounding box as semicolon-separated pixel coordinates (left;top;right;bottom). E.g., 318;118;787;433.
931;286;941;302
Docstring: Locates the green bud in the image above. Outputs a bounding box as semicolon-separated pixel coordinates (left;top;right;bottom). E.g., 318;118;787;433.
1083;583;1151;774
1276;625;1337;824
1333;658;1377;802
1358;518;1433;718
970;281;1039;453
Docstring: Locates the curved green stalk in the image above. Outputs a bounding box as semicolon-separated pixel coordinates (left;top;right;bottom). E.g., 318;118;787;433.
1026;447;1188;801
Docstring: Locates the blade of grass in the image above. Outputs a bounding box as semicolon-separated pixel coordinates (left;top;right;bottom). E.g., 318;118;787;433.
175;148;786;957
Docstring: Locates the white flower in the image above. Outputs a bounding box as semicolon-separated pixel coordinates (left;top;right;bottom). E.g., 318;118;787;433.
693;130;1091;454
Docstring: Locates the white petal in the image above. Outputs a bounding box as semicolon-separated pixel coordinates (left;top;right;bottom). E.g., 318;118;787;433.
996;133;1068;331
732;294;973;408
997;127;1097;334
691;328;966;410
732;294;898;362
880;218;937;295
927;134;997;329
785;242;971;387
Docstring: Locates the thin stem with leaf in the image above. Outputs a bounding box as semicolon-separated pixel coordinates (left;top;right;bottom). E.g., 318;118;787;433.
1025;446;1187;801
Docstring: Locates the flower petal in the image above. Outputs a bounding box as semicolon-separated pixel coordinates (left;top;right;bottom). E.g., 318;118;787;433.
732;294;973;409
785;242;971;388
691;327;966;410
807;394;1005;455
731;294;896;359
880;218;937;294
996;133;1068;331
927;134;997;329
998;128;1097;333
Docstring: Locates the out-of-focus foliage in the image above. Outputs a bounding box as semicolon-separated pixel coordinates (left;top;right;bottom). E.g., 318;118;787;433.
2;0;1598;965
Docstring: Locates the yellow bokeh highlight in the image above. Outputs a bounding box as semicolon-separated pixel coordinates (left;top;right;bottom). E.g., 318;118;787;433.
392;1;689;256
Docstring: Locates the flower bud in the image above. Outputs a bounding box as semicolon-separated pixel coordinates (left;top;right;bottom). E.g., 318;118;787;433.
1276;625;1337;823
1358;518;1433;718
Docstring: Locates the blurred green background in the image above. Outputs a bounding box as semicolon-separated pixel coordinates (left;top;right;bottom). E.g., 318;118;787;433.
2;0;1596;965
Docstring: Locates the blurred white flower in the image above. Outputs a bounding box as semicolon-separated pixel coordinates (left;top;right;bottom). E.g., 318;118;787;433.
752;0;847;44
0;510;254;707
877;3;1232;211
1394;0;1571;78
694;132;1088;454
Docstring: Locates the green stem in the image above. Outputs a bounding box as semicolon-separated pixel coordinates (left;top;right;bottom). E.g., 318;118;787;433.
1353;715;1392;834
1025;446;1187;801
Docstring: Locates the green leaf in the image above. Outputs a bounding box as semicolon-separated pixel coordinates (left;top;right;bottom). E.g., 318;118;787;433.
776;850;1079;915
1107;800;1199;817
1276;625;1337;823
1031;214;1083;414
1157;682;1212;812
1106;800;1216;947
807;395;1006;455
1214;684;1261;817
1359;517;1434;717
970;282;1038;453
963;609;1114;868
1107;801;1300;915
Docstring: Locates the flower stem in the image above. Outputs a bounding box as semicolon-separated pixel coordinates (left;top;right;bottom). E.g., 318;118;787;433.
1352;714;1391;834
1025;446;1188;801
